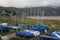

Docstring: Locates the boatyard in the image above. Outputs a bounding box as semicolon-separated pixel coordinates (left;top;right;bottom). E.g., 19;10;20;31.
0;16;60;40
0;1;60;40
0;14;60;39
0;10;60;40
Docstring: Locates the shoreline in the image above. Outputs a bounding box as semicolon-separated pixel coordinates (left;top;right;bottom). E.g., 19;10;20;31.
27;16;60;20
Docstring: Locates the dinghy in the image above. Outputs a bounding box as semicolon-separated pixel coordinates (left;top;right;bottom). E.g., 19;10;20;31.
16;30;40;37
40;31;60;40
29;24;49;33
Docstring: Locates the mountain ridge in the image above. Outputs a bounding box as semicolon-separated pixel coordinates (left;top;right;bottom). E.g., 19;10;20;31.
0;6;60;16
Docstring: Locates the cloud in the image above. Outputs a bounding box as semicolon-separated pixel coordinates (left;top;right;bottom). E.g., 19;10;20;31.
0;0;60;8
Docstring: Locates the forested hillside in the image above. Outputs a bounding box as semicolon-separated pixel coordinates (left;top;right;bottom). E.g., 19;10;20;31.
0;6;60;16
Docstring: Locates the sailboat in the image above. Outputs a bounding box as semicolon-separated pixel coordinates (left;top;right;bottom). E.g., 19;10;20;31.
16;9;40;37
28;11;49;33
16;9;49;38
40;31;60;40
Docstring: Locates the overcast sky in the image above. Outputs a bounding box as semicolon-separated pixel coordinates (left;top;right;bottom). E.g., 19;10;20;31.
0;0;60;8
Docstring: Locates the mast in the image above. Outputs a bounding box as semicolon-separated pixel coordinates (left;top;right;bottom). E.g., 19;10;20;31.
37;9;39;24
26;11;28;22
11;12;13;26
26;10;28;28
30;8;32;26
33;9;37;25
36;9;39;25
17;11;19;25
34;9;36;25
41;11;44;25
22;10;25;24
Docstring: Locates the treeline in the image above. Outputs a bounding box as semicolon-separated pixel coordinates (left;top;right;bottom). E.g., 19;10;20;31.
0;6;60;17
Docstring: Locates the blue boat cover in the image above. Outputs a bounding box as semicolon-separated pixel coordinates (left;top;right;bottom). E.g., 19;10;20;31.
16;29;40;37
4;26;13;29
0;25;12;31
28;24;49;32
0;27;5;30
16;31;34;37
40;31;60;40
18;23;26;27
51;31;60;38
40;35;60;40
0;25;5;30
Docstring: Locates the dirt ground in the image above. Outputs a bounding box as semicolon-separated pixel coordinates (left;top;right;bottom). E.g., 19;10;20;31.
1;33;16;40
47;20;60;28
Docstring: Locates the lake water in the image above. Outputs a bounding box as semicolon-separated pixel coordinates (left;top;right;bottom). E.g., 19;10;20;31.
27;16;60;20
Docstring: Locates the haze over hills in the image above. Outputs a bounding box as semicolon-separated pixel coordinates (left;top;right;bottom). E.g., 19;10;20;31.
0;6;60;17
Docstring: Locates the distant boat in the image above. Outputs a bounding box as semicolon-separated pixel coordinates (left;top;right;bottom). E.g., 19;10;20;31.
18;23;26;28
40;31;60;40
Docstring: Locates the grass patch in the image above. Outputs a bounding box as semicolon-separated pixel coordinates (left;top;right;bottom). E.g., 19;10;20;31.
9;37;20;40
0;31;15;36
0;16;60;35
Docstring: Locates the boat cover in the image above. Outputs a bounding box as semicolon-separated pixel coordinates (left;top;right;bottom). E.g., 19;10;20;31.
0;25;5;31
18;23;26;27
16;30;40;37
40;35;60;40
51;31;60;38
40;31;60;40
29;25;49;33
